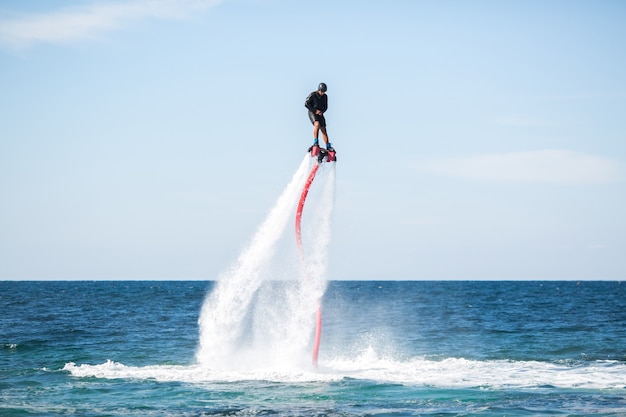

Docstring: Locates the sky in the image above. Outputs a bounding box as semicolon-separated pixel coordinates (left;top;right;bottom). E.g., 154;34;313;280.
1;0;625;281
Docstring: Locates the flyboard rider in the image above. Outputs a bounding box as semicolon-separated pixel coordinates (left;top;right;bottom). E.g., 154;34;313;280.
305;83;335;152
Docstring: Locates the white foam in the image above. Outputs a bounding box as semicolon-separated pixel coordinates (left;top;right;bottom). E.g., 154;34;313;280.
64;352;626;390
63;360;338;384
327;353;626;390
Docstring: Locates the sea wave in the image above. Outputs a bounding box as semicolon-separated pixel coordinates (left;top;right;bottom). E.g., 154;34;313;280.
63;350;626;390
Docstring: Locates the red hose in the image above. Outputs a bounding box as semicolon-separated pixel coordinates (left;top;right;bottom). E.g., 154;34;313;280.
312;306;322;365
296;164;319;252
295;162;322;366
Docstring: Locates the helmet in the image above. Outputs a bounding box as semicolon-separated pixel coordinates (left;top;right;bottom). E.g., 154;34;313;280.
318;82;327;92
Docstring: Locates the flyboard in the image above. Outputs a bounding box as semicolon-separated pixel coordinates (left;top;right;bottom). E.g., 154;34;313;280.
295;144;336;367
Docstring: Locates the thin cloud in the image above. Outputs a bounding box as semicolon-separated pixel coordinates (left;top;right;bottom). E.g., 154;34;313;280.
0;0;221;48
421;150;623;185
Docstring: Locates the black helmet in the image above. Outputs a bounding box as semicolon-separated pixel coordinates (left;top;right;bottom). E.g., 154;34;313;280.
318;82;327;92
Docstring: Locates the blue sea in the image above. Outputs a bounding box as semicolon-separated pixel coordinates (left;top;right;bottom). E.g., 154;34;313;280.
2;280;625;416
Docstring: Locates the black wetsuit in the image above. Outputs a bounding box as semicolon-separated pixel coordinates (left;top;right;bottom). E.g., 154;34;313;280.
305;91;328;127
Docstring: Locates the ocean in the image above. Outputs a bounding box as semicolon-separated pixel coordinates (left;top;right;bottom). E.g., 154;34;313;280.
1;280;625;416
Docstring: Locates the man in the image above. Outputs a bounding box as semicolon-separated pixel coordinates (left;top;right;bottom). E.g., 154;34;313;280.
305;82;334;151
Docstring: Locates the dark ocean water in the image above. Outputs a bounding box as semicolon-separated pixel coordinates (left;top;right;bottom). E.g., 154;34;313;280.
1;280;625;416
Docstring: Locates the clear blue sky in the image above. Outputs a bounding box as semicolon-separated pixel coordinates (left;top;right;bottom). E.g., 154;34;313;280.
1;0;624;280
